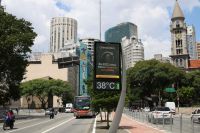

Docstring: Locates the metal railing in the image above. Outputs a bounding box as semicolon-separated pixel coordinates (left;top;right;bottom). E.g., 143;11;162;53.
123;108;200;133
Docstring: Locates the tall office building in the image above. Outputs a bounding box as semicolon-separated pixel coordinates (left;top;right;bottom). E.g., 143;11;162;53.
187;26;197;59
59;40;79;57
79;38;100;62
197;42;200;59
0;0;4;11
57;40;80;96
105;22;138;43
154;54;170;63
122;36;144;69
50;17;77;52
170;1;189;69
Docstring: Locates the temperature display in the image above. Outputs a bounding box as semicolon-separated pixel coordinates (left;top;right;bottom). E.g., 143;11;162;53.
96;81;120;90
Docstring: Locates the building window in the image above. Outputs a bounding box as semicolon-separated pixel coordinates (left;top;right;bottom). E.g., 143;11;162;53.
180;59;183;66
176;59;178;66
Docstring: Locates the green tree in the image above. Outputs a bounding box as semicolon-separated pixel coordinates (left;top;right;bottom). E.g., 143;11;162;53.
20;79;73;109
183;70;200;105
0;10;37;105
127;60;185;107
86;76;120;128
177;86;195;106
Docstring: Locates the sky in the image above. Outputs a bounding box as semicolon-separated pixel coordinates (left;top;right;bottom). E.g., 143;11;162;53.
1;0;200;59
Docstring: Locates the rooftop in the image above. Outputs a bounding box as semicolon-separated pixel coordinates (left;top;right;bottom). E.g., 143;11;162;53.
172;0;185;20
188;60;200;68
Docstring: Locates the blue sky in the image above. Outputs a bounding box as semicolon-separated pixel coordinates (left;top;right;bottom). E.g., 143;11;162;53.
56;1;71;12
2;0;200;59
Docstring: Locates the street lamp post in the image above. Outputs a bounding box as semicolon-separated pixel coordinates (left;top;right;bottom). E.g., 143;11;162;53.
177;95;180;113
108;45;126;133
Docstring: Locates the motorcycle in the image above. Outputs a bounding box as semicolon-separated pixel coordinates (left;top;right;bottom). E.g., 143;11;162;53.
49;111;54;119
3;116;15;130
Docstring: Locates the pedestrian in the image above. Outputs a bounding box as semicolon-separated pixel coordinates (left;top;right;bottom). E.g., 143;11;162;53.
16;108;18;115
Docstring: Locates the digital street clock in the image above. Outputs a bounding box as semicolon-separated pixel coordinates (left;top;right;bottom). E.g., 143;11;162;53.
94;42;122;91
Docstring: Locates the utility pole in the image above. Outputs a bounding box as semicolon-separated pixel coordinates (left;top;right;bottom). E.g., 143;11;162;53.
99;0;101;40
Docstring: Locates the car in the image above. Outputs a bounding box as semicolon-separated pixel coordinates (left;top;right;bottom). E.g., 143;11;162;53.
143;107;150;112
147;107;173;124
45;108;57;115
45;109;51;115
65;107;73;113
191;109;200;123
165;102;176;114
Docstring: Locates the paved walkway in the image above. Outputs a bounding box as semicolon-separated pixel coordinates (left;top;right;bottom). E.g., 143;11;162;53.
95;112;166;133
120;114;165;133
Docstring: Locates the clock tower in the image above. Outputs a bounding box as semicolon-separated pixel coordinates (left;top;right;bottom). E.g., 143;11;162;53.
170;0;189;69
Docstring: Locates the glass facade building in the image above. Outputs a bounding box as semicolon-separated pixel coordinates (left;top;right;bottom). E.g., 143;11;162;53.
105;22;138;43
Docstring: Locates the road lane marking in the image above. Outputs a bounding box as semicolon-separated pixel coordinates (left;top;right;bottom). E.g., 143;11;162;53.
92;116;97;133
6;115;71;133
125;129;131;133
41;117;75;133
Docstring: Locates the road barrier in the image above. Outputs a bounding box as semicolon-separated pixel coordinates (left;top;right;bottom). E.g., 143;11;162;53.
123;108;200;133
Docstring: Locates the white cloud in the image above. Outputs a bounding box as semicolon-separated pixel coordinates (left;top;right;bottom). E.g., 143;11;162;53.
2;0;200;59
143;35;171;59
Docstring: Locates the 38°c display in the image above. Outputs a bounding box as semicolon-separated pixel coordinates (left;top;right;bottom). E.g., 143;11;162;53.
94;42;121;91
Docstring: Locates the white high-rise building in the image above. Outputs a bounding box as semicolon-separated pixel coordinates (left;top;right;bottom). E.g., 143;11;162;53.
122;36;144;69
79;38;100;62
187;26;197;59
50;17;77;52
154;54;170;63
59;40;79;57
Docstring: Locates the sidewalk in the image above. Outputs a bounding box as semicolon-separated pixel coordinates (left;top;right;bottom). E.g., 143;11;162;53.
95;112;166;133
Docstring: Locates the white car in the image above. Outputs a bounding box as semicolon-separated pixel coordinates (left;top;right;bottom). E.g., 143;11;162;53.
165;102;176;114
143;107;150;112
45;109;51;115
191;109;200;123
65;107;73;113
147;107;173;124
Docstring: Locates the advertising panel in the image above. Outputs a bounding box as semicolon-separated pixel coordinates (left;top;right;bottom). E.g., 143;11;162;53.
79;42;88;95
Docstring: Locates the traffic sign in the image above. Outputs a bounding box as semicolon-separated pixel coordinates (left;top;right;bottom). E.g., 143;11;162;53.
165;87;176;93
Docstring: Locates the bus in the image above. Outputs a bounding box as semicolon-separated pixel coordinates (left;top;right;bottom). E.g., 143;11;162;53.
73;96;95;118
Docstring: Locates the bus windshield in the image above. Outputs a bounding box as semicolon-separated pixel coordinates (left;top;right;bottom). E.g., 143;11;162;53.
75;96;90;110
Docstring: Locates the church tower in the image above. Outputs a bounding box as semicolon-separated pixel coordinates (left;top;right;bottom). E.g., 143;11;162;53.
170;0;189;69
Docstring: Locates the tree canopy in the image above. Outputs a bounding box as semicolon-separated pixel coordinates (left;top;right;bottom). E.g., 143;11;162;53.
127;60;185;107
0;9;37;105
86;75;120;127
20;78;73;109
182;70;200;105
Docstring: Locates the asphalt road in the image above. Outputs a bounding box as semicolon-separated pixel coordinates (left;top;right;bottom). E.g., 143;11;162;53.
0;113;95;133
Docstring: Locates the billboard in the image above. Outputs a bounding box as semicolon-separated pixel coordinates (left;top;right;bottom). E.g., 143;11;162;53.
94;42;121;90
79;42;91;95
